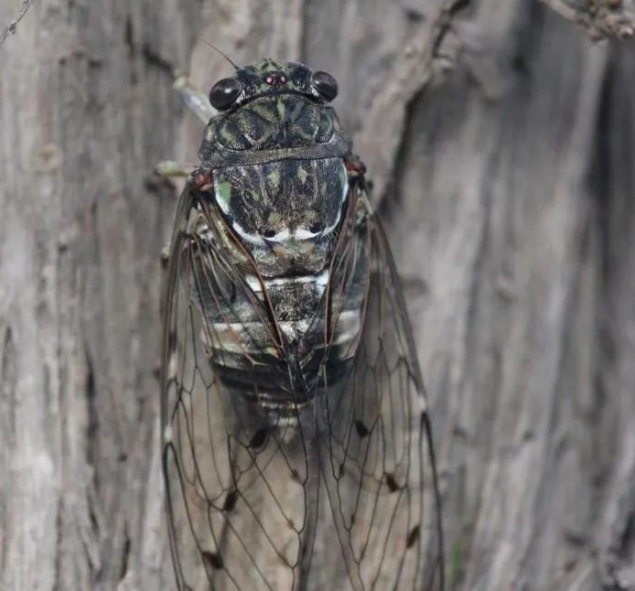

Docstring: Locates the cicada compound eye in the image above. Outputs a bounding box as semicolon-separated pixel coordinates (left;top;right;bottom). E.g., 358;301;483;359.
310;70;338;101
209;77;243;110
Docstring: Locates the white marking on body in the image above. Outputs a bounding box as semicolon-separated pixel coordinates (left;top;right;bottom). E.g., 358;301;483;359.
313;175;349;237
244;270;330;293
245;274;262;291
267;228;290;242
208;309;360;355
322;215;342;236
267;270;329;286
315;270;330;287
228;218;267;246
215;170;349;248
294;228;319;240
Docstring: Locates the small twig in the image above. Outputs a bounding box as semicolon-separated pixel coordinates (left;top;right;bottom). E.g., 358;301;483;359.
353;0;472;204
539;0;635;40
0;0;37;49
554;562;598;591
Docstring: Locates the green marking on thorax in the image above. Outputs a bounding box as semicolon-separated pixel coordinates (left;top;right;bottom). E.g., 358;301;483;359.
220;125;236;144
216;181;232;204
250;103;277;123
297;166;309;184
276;99;286;121
268;169;281;191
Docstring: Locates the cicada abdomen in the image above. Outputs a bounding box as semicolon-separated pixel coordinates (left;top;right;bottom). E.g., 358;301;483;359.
161;59;444;591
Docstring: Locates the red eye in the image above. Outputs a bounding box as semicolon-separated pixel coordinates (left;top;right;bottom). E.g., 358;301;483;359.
280;75;287;84
265;76;274;85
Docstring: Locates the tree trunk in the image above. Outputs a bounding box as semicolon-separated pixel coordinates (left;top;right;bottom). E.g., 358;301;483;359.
1;1;633;590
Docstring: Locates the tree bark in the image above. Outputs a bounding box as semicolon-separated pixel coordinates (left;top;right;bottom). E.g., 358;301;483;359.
0;1;633;590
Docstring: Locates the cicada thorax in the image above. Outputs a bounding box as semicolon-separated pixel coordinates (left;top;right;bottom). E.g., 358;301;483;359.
200;94;349;162
186;78;367;430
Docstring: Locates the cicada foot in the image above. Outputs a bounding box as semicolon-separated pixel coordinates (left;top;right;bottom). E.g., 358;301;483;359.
154;160;198;178
173;73;215;124
154;162;213;192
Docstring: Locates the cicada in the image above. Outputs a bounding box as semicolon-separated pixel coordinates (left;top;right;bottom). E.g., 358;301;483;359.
161;58;444;591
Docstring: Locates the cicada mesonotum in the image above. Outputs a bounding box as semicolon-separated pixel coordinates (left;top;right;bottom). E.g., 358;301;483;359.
161;59;444;591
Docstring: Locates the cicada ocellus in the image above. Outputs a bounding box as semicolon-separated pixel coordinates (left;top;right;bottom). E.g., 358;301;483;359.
161;58;444;591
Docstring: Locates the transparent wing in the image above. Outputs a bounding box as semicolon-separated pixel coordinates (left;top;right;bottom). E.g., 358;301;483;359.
161;182;444;591
316;186;445;591
161;185;319;591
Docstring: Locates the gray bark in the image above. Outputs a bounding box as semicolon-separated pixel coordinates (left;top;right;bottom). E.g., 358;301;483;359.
0;1;633;590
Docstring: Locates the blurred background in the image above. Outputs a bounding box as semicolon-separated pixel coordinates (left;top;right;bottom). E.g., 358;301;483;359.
1;0;634;590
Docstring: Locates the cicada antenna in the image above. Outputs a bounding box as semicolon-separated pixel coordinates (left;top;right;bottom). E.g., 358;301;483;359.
200;40;239;70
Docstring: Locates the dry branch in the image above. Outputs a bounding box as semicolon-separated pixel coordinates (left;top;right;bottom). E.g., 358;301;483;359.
0;0;37;48
353;0;471;203
539;0;635;38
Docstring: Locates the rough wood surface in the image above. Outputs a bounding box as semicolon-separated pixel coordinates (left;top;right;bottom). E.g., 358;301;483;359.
1;1;634;590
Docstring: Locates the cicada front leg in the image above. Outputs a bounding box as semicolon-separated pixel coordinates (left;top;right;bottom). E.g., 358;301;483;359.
173;74;215;123
154;160;198;179
154;73;214;184
155;164;199;267
158;169;214;271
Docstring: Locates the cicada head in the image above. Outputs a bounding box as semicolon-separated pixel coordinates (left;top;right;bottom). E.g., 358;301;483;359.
198;59;352;165
211;59;339;107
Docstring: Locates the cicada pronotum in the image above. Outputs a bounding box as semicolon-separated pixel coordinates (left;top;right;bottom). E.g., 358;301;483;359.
160;58;444;591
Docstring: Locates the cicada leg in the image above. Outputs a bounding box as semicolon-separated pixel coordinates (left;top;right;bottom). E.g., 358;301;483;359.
152;162;193;268
173;74;215;123
154;160;198;178
155;73;213;178
154;162;197;270
157;168;214;271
